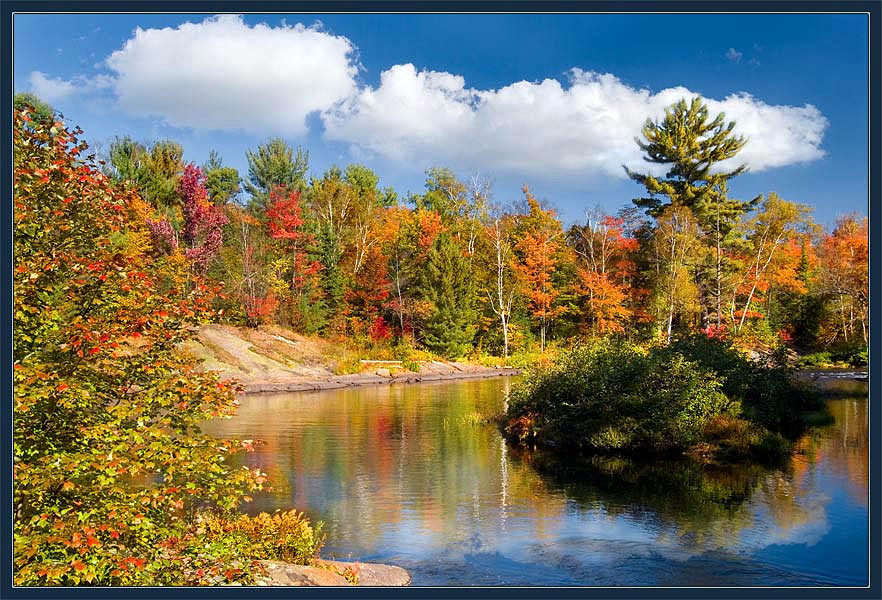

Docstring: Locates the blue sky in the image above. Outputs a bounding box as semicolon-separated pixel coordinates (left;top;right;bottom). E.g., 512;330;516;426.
13;13;869;227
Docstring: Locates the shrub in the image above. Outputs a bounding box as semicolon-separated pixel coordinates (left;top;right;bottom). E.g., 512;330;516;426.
795;351;834;369
505;340;732;453
663;334;821;432
829;344;869;367
504;336;821;460
795;344;867;369
198;511;324;565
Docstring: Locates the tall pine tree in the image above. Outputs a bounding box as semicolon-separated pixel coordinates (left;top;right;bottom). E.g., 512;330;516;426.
627;98;758;329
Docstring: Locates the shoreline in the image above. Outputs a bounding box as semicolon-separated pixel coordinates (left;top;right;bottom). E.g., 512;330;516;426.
239;366;521;394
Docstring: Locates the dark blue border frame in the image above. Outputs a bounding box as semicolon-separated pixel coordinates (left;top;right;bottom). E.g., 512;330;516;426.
2;1;879;598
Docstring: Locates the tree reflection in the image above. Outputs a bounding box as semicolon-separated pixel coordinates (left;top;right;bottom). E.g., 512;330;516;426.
201;379;867;582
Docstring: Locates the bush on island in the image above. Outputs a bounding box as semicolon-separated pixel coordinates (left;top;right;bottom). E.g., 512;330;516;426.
504;336;821;462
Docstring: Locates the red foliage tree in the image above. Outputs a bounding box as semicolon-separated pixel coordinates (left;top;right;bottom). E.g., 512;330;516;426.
179;163;228;273
265;186;323;327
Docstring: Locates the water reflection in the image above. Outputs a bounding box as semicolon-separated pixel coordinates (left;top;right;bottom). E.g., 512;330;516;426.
202;377;867;586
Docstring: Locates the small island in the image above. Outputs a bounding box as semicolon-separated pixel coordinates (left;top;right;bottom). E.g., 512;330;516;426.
503;335;824;464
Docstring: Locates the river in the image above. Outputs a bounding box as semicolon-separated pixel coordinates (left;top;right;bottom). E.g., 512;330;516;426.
202;375;868;586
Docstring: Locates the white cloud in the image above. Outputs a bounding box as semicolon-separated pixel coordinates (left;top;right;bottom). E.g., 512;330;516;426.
29;15;827;181
726;47;744;63
323;67;828;179
27;70;112;103
104;14;358;136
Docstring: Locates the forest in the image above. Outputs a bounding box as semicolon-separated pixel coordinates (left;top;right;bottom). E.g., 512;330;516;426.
18;93;867;366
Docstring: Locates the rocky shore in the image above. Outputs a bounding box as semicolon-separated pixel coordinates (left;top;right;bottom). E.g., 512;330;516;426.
186;324;520;394
241;364;520;393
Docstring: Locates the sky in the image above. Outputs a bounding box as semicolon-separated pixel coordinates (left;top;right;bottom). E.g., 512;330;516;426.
12;12;870;228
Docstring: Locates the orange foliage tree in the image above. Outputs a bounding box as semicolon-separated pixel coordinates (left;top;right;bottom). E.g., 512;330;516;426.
513;187;569;351
818;214;869;344
570;211;638;334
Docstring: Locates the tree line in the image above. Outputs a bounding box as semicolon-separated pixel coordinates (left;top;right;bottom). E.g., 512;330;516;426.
21;93;868;361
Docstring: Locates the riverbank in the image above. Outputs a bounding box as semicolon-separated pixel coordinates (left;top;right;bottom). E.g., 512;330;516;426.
185;324;520;393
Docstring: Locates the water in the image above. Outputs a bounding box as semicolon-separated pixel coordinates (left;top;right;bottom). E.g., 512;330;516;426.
202;376;868;586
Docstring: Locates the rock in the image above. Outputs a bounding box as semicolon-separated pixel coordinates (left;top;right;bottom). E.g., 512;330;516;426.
256;560;351;586
315;560;412;586
375;368;392;377
255;559;411;587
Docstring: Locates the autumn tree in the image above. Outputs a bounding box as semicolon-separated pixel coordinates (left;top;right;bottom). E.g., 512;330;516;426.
416;167;469;225
265;186;324;332
178;164;229;274
218;204;276;326
13;108;271;585
513;187;569;351
382;206;444;337
568;208;638;335
343;242;392;340
483;211;520;357
300;164;392;329
650;205;702;344
345;164;390;277
729;193;813;335
817;214;869;345
140;163;228;279
464;173;492;261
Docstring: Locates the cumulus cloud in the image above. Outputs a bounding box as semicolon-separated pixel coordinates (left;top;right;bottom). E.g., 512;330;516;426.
726;47;744;63
322;66;828;179
27;71;112;104
104;14;358;135
30;15;827;180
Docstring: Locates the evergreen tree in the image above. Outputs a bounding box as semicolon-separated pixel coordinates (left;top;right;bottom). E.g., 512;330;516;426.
14;91;55;124
202;149;241;205
626;97;749;217
627;98;758;329
244;138;308;211
317;221;345;317
418;232;476;358
107;137;184;210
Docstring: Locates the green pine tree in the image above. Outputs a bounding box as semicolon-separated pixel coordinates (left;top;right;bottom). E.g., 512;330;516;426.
627;98;758;329
244;138;308;211
418;232;476;358
202;149;241;205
